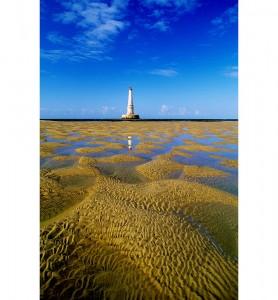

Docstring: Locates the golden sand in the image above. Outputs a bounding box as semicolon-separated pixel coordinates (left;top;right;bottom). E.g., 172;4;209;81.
78;156;98;168
135;142;163;152
40;121;238;299
65;135;89;142
177;142;227;153
213;138;238;146
97;154;144;163
41;176;237;299
155;150;192;161
52;165;100;178
40;169;87;221
183;165;229;177
209;154;227;160
136;159;184;180
220;159;238;169
75;146;107;154
76;142;126;154
52;155;79;161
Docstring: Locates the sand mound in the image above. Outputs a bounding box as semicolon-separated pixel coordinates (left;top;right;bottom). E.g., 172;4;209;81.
97;154;144;163
65;135;88;142
52;155;79;161
41;176;237;299
75;147;106;154
40;121;238;299
78;156;98;168
53;165;100;178
175;142;224;153
136;159;184;180
41;161;101;221
40;169;87;221
155;150;192;161
184;165;229;177
220;159;238;168
76;142;126;154
98;141;126;150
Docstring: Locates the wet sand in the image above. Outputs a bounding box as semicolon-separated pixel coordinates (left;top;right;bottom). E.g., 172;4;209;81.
40;121;238;299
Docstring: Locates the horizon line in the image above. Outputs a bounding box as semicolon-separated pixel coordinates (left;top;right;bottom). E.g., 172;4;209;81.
40;118;238;122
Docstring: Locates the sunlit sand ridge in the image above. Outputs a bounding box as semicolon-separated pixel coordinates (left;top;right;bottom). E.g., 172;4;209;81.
40;121;238;299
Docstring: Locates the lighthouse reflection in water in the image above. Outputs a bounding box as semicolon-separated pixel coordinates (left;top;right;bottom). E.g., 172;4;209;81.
127;136;133;150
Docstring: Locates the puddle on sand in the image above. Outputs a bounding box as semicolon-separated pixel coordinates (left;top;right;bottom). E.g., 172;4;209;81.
41;124;238;195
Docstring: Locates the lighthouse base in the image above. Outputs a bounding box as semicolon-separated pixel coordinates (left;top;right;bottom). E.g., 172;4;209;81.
121;114;140;120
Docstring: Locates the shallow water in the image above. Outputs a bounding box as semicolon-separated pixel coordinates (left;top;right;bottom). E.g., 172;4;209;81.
41;124;238;195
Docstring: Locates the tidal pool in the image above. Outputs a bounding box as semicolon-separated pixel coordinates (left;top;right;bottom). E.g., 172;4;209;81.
41;121;237;194
40;121;238;300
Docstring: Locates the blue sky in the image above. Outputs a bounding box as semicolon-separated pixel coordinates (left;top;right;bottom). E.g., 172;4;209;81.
41;0;238;119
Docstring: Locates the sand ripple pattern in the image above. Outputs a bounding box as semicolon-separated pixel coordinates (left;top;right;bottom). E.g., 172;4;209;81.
41;176;237;299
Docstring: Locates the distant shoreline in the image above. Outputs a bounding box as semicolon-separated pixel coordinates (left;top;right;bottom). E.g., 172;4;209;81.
40;118;238;122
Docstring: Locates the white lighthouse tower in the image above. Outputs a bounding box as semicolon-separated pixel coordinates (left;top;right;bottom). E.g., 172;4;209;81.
121;87;140;120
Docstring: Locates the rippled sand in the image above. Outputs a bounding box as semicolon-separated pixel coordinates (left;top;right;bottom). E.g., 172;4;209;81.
40;121;238;299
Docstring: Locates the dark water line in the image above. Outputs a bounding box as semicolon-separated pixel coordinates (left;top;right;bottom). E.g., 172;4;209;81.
41;118;238;122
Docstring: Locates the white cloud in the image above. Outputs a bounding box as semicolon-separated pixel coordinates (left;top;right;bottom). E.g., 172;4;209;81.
160;104;188;116
41;49;73;62
150;68;178;77
42;0;201;62
40;48;106;62
43;0;129;62
210;4;238;36
86;19;126;41
160;104;170;114
47;32;68;45
141;0;199;34
150;20;169;32
54;11;77;24
142;0;199;11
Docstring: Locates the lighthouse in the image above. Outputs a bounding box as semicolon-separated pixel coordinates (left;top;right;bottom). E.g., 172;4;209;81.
121;87;140;120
